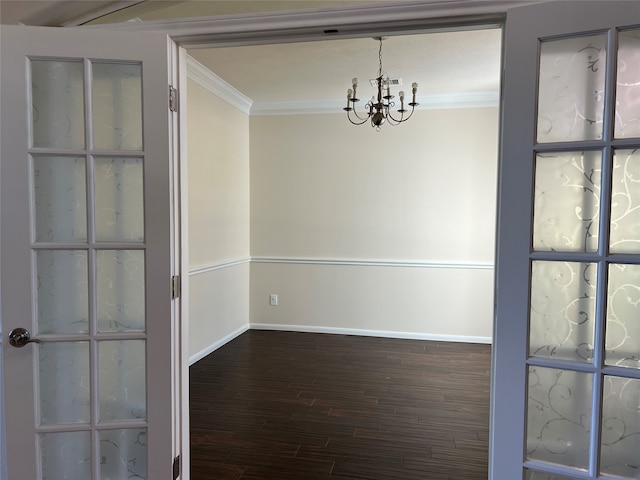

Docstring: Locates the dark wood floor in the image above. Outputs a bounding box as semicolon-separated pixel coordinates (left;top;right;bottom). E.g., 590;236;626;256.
190;330;492;480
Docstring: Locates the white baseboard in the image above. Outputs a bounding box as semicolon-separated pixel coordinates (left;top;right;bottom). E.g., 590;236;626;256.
189;324;492;365
188;324;250;365
250;323;492;344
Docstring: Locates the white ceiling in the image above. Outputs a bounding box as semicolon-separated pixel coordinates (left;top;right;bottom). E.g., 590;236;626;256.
188;29;502;106
0;1;502;107
0;1;129;26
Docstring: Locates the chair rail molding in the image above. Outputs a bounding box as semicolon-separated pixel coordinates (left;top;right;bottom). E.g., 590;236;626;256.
189;257;251;276
251;256;494;270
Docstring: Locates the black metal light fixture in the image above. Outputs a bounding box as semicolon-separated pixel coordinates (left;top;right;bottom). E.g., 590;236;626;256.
343;37;419;131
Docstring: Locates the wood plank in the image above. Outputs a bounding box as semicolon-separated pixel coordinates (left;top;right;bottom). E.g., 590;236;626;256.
190;330;491;479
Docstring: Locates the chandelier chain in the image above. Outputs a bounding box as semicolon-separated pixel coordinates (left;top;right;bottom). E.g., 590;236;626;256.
378;38;383;79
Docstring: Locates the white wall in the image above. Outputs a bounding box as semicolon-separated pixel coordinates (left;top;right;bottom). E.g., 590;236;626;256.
186;65;499;351
250;261;495;340
249;108;498;341
186;78;250;362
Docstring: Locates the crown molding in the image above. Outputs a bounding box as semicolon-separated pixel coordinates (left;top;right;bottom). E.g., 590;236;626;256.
186;54;253;114
422;91;499;109
186;54;497;116
251;91;499;116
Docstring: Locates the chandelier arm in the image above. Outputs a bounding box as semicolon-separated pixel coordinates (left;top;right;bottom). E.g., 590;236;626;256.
347;104;371;122
347;102;373;125
346;109;371;126
386;106;416;124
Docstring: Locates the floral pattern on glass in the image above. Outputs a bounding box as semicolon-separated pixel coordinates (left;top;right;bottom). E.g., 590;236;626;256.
610;149;640;254
33;156;87;243
36;250;89;334
31;60;85;150
96;250;145;333
99;428;147;480
92;63;143;151
38;342;90;426
533;151;602;252
615;29;640;139
605;263;640;369
98;340;146;423
537;34;607;143
527;366;593;469
529;261;596;362
94;157;144;243
39;431;91;480
600;376;640;477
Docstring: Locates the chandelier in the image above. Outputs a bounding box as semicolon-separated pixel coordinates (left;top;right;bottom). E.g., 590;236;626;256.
344;37;419;130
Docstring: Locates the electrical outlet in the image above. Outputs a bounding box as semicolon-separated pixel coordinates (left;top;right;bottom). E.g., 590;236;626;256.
269;294;278;306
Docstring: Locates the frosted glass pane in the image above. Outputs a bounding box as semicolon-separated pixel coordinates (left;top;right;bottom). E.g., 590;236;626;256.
33;156;87;243
529;261;596;362
31;60;85;149
601;376;640;477
527;367;592;469
94;157;144;242
537;34;607;143
36;250;88;334
610;149;640;253
96;250;145;333
533;151;601;252
605;264;640;369
615;29;640;139
40;431;91;480
92;63;142;151
524;470;577;480
100;428;147;480
39;342;90;425
99;340;146;422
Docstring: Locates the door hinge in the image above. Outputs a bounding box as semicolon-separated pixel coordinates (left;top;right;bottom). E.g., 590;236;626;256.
171;275;181;300
172;454;180;479
169;85;178;112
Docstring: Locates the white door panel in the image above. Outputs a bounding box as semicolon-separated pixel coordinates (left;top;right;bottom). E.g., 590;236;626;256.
1;26;177;479
493;2;640;479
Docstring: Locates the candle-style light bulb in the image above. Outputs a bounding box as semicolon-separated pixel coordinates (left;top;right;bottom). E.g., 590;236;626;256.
399;91;405;101
345;88;353;110
351;78;359;101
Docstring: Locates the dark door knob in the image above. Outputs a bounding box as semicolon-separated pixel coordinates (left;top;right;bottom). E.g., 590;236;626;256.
8;328;42;348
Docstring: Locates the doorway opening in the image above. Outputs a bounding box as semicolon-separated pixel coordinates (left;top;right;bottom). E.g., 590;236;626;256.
182;26;501;478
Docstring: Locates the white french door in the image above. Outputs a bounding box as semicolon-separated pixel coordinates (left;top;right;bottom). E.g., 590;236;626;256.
1;26;180;479
493;1;640;479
